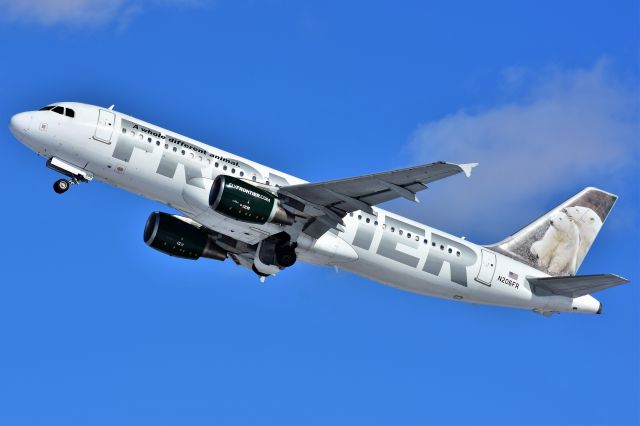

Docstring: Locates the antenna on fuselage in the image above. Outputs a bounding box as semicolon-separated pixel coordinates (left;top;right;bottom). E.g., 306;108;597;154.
108;104;115;110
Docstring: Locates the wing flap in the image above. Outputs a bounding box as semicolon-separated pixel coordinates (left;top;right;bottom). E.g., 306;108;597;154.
528;274;629;298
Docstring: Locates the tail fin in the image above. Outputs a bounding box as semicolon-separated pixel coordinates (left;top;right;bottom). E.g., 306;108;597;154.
490;187;618;276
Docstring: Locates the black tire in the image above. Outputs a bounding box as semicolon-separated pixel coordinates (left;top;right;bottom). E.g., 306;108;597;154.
53;179;69;194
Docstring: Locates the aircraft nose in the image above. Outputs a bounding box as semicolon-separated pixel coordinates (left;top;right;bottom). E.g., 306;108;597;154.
9;112;31;139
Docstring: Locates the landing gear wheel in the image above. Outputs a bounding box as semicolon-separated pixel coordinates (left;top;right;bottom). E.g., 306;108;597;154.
53;179;70;194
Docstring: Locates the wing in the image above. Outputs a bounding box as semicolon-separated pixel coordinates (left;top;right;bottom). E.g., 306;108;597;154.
278;161;478;238
528;274;629;298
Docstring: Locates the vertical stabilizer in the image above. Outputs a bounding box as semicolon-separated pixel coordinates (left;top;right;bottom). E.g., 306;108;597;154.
490;187;617;276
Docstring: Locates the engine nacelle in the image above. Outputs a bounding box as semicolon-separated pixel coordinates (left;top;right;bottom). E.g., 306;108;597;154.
209;175;294;225
143;212;227;261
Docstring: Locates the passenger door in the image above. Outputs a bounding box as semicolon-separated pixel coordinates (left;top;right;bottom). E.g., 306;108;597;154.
94;109;115;143
476;249;496;286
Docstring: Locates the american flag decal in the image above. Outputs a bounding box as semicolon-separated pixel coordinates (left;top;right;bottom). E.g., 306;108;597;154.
508;271;519;280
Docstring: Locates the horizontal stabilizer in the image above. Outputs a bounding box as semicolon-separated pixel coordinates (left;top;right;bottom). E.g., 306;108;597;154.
528;274;629;298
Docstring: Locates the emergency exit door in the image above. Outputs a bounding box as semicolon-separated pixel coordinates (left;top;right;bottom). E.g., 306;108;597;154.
476;249;496;286
94;109;115;143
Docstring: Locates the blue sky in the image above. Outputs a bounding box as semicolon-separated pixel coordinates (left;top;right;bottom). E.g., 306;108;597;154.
0;1;638;425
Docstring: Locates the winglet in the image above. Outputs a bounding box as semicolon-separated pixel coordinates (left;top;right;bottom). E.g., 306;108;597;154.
458;162;478;178
108;104;115;110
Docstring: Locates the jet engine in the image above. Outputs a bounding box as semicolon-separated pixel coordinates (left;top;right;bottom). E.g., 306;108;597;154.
143;212;227;261
209;175;294;225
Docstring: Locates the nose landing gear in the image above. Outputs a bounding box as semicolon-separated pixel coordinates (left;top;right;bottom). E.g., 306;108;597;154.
47;157;93;195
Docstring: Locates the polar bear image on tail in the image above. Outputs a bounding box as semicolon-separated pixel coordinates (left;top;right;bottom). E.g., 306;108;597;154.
492;187;617;277
530;211;580;275
562;206;603;266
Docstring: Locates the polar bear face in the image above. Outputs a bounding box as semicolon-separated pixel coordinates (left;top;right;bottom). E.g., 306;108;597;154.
549;211;575;234
563;206;588;221
563;206;603;230
581;209;602;230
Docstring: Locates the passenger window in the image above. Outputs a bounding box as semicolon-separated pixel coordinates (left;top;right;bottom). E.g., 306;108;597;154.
181;150;185;155
173;147;177;152
52;106;64;115
399;230;403;236
240;171;244;177
65;108;75;118
366;218;370;223
390;227;395;232
252;176;257;181
407;232;411;238
122;128;127;134
156;141;160;146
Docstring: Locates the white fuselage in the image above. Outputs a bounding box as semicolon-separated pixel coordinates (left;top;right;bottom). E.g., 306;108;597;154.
9;102;601;314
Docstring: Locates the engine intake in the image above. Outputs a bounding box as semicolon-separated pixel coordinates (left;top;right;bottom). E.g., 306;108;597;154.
209;175;294;225
143;212;227;261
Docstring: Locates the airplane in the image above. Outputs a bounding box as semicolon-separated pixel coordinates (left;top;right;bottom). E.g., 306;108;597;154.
8;102;630;316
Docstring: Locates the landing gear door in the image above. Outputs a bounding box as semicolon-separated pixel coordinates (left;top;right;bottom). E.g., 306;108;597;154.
476;249;496;286
94;109;115;144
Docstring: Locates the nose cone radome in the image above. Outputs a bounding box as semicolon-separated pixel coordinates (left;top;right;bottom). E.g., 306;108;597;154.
9;112;31;140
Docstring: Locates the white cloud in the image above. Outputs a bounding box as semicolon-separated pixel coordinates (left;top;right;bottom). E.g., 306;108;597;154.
0;0;202;27
406;60;639;240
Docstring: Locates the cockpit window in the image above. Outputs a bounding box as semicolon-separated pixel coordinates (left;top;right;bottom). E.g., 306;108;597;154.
52;106;64;115
65;108;75;118
39;106;54;111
